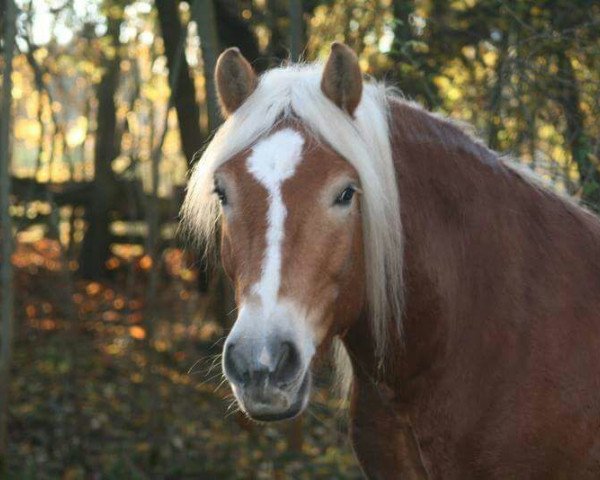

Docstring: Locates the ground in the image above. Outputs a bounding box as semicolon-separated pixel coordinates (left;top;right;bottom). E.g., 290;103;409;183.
6;240;361;479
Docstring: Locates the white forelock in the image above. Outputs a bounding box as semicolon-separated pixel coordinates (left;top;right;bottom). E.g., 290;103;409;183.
181;62;404;363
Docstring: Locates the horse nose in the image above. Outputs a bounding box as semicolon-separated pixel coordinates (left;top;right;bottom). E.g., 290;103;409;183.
223;341;302;387
271;341;301;386
223;342;251;385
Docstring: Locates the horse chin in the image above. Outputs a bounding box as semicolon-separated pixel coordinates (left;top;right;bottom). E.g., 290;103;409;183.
238;369;311;423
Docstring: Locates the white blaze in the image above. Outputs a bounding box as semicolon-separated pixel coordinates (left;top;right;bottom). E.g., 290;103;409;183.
246;128;305;314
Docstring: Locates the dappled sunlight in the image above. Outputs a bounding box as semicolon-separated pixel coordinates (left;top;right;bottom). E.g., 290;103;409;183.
7;239;358;477
2;0;598;477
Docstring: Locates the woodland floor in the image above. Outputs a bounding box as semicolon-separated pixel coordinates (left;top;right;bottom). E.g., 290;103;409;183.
5;240;361;479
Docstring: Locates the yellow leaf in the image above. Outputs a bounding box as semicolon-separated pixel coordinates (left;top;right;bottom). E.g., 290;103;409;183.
129;326;146;340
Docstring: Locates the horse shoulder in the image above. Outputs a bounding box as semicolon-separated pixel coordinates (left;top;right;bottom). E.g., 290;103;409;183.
349;377;430;479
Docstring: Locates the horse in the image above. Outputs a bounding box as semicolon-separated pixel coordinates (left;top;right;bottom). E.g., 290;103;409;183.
181;42;600;478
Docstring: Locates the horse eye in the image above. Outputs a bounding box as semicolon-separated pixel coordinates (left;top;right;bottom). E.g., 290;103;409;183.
334;186;356;206
214;185;228;205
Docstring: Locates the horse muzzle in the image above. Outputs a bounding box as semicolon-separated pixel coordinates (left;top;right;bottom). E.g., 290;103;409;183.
223;339;311;421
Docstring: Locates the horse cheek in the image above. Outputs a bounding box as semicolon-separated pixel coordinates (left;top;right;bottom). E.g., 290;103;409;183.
220;227;235;283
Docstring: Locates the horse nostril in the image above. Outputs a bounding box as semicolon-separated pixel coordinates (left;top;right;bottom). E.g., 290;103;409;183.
225;341;302;388
272;341;301;386
224;343;250;385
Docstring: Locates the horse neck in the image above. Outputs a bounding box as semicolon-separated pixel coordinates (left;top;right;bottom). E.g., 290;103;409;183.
344;97;596;398
344;99;493;373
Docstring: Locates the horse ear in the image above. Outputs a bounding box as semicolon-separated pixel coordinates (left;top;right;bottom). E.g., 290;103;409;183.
215;47;258;118
321;42;363;117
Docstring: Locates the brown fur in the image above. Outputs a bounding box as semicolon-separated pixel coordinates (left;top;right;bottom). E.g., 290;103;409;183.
213;59;600;478
321;42;363;117
342;98;600;478
215;47;258;117
216;151;268;303
217;123;365;346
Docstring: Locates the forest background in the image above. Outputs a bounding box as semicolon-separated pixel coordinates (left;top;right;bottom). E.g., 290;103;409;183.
0;0;599;477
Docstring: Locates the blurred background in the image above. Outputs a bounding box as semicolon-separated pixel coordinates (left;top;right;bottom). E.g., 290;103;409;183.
0;0;598;478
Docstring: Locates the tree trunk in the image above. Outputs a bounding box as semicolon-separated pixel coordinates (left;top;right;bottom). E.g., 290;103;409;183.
191;0;226;292
0;0;17;468
78;20;121;279
155;0;204;166
289;0;304;62
192;0;221;131
267;0;288;64
214;0;264;71
555;50;598;210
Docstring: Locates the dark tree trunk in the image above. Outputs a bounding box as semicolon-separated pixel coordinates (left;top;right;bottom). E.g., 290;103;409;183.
214;0;265;70
289;0;304;62
555;50;598;211
267;0;288;65
78;21;121;279
0;0;16;467
192;0;220;131
156;0;204;165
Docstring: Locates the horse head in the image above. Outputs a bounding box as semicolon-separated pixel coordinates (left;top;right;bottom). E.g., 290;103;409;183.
215;45;365;421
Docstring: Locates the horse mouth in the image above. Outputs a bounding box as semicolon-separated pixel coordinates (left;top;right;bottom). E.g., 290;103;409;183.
248;405;303;422
237;369;311;422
